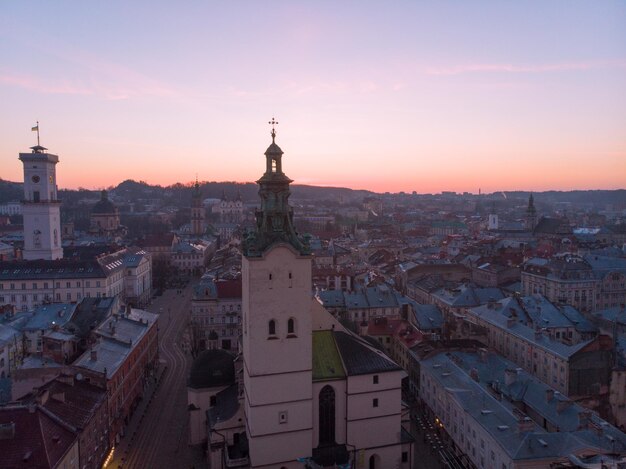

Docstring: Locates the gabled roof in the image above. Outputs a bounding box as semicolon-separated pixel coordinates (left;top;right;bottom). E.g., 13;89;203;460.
312;330;346;381
22;376;107;431
412;303;444;331
0;405;77;469
333;330;402;376
534;217;572;235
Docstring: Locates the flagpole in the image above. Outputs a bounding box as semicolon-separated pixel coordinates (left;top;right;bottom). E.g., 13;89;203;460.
37;121;40;146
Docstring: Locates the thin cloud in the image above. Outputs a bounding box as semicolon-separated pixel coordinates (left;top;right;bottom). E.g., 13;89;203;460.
0;72;93;95
426;59;626;76
1;26;181;101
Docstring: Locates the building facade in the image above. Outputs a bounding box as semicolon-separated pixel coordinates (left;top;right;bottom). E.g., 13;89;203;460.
191;276;242;352
0;247;151;311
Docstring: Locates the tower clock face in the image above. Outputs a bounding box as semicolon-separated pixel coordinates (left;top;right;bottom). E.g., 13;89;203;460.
32;175;40;183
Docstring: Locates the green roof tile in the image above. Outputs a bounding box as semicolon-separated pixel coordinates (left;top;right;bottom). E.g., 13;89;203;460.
312;330;345;381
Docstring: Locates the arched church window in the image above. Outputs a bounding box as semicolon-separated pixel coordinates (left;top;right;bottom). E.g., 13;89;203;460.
268;319;276;337
287;318;296;336
319;385;336;445
369;454;381;469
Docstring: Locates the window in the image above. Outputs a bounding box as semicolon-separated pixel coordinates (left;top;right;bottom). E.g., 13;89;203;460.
373;375;379;384
402;452;408;463
369;455;380;469
287;318;295;336
319;385;336;445
268;320;276;336
373;398;379;407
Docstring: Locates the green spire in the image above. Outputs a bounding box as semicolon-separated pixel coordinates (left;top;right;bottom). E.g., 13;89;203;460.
243;123;310;257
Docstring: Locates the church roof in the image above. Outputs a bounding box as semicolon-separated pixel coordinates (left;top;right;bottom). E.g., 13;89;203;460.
206;384;239;428
533;217;572;235
91;190;117;214
188;349;236;389
312;330;346;381
333;330;402;376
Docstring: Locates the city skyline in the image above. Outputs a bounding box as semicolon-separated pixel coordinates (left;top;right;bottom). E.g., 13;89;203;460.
2;1;625;193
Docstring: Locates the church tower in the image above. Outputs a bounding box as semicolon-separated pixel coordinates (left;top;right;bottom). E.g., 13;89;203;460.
241;120;313;468
525;193;537;231
190;178;204;236
19;141;63;260
488;203;499;230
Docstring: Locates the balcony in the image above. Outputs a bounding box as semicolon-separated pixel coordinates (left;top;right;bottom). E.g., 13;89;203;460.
224;435;249;468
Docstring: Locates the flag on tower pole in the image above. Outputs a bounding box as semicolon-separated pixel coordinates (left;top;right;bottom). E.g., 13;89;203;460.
31;121;40;146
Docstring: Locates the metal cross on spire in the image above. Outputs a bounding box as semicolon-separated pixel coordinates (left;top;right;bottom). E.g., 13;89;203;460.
268;117;279;142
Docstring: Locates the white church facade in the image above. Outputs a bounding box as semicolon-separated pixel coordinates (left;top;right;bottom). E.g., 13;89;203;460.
190;126;413;469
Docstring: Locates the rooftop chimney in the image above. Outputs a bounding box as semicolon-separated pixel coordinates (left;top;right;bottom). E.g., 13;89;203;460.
578;410;592;430
545;389;554;402
504;368;517;386
556;399;573;414
517;417;534;434
90;350;97;361
469;367;479;382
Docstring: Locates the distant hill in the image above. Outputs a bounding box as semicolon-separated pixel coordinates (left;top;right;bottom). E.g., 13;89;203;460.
498;190;626;205
111;179;372;204
0;177;624;208
0;179;22;203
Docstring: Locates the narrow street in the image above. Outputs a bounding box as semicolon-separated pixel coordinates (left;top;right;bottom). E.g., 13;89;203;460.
108;283;197;469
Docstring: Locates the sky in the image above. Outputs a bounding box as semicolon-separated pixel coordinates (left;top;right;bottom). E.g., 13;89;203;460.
1;1;625;194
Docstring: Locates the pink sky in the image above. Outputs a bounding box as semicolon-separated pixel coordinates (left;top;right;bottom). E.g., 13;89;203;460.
1;2;625;193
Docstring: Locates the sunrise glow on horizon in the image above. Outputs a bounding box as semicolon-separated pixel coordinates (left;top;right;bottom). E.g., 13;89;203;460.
1;2;625;194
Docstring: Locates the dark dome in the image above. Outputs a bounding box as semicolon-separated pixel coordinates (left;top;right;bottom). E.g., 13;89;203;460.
264;142;283;155
188;349;235;389
92;190;117;214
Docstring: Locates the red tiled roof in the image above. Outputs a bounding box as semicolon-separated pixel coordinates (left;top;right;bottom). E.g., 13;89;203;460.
0;406;76;469
215;279;242;299
367;319;423;348
31;377;107;431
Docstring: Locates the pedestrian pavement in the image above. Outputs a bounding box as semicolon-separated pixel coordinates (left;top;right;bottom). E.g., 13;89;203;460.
107;364;167;468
